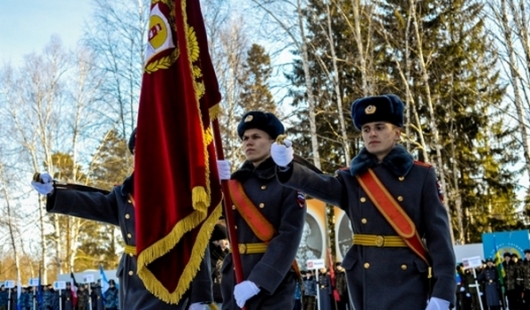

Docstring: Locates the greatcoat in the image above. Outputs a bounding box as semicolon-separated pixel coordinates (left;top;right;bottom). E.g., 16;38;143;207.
221;158;306;310
277;145;456;309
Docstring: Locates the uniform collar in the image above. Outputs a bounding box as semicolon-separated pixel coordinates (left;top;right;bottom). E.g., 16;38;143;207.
232;157;276;181
120;174;134;196
349;144;414;177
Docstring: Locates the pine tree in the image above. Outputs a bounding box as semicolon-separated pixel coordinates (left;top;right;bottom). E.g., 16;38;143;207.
284;0;520;242
238;44;276;113
75;128;131;269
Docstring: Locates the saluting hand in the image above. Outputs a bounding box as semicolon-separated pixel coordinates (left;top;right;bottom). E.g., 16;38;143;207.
31;172;54;195
271;139;293;167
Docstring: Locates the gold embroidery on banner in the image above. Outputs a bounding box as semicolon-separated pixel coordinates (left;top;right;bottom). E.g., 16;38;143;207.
144;0;178;74
145;48;180;74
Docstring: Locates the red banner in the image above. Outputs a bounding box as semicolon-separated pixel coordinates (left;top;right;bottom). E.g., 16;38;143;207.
135;0;222;304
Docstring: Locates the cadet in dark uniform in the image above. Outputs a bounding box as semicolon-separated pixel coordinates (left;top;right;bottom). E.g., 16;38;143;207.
0;285;6;310
271;95;456;309
218;111;306;309
76;285;89;310
62;282;73;310
302;270;317;310
104;280;119;310
502;252;518;310
31;129;214;310
478;259;502;310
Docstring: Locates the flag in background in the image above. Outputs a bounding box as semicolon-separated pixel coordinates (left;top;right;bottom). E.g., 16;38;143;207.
70;272;79;306
135;0;222;304
493;235;505;288
99;265;109;299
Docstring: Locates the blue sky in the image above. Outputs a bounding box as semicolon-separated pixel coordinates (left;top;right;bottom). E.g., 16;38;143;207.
0;0;93;65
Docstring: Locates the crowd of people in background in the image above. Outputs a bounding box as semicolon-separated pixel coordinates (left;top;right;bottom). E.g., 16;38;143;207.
295;263;349;310
456;250;530;310
0;279;118;310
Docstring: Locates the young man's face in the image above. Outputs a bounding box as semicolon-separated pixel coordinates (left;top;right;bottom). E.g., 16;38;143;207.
242;128;274;167
361;122;401;161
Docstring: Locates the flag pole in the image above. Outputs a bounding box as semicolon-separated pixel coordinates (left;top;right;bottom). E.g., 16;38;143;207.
211;118;246;302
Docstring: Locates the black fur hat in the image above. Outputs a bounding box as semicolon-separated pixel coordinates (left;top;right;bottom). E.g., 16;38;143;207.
351;94;404;130
128;128;137;154
237;111;284;139
211;223;227;241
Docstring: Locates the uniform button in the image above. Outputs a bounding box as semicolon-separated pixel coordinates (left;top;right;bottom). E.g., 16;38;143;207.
129;253;134;257
360;197;366;203
364;262;370;269
397;196;404;202
125;214;130;219
261;185;267;190
234;225;238;230
259;203;265;208
232;205;236;210
127;233;132;238
361;218;367;224
128;270;134;276
127;199;132;204
401;264;407;270
398;176;405;181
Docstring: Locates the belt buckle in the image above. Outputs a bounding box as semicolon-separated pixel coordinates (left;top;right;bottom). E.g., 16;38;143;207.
238;243;247;254
375;235;384;247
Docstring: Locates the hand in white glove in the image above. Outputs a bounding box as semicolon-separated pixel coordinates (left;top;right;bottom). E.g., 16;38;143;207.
234;280;260;308
271;140;293;167
425;297;450;310
217;160;231;181
31;172;54;195
188;303;209;310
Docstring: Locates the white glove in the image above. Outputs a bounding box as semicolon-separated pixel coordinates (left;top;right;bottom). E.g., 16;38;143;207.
31;172;54;195
234;280;260;308
217;160;231;180
271;140;293;167
188;303;209;310
425;297;450;310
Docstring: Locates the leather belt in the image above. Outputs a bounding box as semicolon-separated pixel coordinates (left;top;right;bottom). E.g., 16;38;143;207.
236;242;268;254
124;245;137;255
353;234;407;247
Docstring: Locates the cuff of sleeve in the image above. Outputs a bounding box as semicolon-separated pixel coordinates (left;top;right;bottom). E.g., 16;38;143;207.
276;163;294;183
